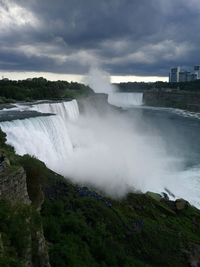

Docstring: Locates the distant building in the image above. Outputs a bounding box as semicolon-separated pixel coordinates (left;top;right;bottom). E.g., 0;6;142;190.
179;71;188;82
189;73;198;81
169;65;200;82
194;66;200;79
169;67;180;83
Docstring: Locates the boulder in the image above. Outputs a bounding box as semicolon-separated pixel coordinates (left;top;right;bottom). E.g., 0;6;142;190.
146;191;162;202
175;198;188;210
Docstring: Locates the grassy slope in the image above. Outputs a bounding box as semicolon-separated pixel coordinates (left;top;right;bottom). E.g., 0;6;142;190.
0;201;41;267
21;155;200;267
0;129;200;267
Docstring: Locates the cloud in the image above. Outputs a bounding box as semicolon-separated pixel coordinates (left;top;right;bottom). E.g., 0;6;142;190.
0;0;40;32
0;0;200;76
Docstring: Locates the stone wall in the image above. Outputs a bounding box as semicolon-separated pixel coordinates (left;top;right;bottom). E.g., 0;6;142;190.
143;90;200;112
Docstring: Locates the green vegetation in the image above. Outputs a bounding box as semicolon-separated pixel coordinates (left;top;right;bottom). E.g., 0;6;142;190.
0;200;41;267
19;154;200;267
116;82;154;92
1;129;200;266
0;78;93;102
172;79;200;91
41;179;200;267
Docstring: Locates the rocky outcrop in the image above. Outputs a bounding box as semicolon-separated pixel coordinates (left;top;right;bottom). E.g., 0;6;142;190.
0;153;51;267
0;156;30;204
32;226;51;267
143;90;200;112
175;198;189;210
146;191;162;201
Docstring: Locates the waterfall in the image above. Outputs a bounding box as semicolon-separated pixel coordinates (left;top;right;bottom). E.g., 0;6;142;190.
108;93;143;108
0;116;73;174
0;100;79;174
31;99;79;121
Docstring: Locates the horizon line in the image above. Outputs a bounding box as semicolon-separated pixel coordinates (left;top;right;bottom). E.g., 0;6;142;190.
0;71;168;83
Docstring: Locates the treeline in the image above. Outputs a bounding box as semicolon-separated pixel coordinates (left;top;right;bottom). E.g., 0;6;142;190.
173;79;200;91
0;77;93;102
115;81;169;92
115;82;153;92
116;80;200;92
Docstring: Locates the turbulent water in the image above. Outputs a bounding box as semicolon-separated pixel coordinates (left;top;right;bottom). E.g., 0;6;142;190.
0;94;200;208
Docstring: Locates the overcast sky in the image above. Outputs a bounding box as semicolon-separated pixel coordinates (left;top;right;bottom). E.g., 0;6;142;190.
0;0;200;82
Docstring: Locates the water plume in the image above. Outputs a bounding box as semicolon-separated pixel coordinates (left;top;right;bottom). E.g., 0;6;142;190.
86;67;117;94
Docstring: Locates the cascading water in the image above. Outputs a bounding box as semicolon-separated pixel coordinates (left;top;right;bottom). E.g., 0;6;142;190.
0;116;73;174
108;93;143;108
0;100;79;174
31;99;79;121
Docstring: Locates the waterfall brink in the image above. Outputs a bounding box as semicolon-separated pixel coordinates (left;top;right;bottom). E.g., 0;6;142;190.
0;100;80;174
108;93;143;108
32;99;79;121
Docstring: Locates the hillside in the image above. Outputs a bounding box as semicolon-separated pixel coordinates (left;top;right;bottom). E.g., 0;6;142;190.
143;90;200;112
0;129;200;266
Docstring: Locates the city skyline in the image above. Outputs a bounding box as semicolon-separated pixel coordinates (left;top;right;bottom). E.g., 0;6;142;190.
169;65;200;83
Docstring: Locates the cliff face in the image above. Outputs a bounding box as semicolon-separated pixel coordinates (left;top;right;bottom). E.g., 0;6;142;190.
0;157;30;204
0;150;50;267
143;90;200;112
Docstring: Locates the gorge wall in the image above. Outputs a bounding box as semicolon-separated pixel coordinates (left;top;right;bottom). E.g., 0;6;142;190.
0;162;30;204
143;90;200;112
0;142;51;267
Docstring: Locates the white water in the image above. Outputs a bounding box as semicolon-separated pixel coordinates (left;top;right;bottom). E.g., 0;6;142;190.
108;93;143;108
0;100;79;174
31;100;79;121
0;98;200;208
0;116;73;174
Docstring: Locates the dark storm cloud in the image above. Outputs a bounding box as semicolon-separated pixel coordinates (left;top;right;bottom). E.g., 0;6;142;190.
1;0;200;76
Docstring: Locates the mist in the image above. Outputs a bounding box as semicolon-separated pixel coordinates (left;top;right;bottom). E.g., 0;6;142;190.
65;106;180;197
63;68;200;207
86;67;117;94
1;67;200;206
63;68;186;198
